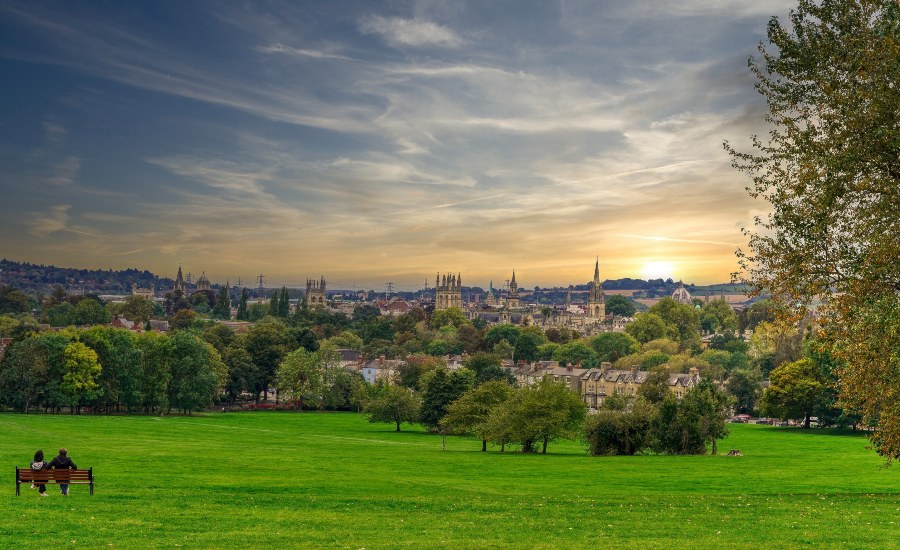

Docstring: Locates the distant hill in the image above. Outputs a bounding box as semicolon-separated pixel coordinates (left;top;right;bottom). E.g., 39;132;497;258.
0;258;171;294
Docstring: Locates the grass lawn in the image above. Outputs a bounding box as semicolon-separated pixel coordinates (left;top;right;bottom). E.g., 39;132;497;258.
2;412;898;549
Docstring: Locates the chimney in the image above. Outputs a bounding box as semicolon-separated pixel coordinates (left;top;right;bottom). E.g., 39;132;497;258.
689;367;699;378
567;363;575;372
379;355;385;366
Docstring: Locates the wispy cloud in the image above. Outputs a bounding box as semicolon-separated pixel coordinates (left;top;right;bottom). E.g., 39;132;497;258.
255;43;353;61
359;16;463;48
46;156;80;186
0;1;791;285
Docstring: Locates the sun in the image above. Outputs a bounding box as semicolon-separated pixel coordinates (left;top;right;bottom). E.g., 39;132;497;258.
640;260;676;281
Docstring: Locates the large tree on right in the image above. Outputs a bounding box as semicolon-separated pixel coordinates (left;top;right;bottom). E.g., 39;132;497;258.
726;0;900;461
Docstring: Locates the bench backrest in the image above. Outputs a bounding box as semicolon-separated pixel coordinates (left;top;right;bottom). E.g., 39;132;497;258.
16;468;93;483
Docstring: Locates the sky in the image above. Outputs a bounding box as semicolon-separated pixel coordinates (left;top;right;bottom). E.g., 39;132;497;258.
0;0;795;291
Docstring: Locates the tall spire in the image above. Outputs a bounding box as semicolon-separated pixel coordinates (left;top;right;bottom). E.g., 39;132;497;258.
511;270;517;285
594;257;600;282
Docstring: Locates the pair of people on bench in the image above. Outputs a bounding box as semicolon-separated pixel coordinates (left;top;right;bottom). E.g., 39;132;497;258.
30;448;77;496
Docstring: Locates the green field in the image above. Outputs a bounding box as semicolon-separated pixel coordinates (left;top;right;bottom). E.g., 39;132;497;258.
2;413;898;549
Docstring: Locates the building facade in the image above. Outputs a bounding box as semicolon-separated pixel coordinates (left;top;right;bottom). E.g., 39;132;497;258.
435;272;462;310
306;276;327;307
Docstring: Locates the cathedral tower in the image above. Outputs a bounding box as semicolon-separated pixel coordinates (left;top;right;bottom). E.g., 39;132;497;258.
588;258;605;320
435;272;462;310
173;266;185;293
507;270;520;309
306;276;327;308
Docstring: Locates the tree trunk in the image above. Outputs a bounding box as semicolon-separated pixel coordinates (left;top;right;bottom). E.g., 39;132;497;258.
482;439;487;452
711;436;717;455
542;437;548;454
804;412;810;429
501;441;505;453
395;421;401;432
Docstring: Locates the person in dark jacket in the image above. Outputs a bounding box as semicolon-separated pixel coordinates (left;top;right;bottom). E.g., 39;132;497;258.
48;448;77;496
30;450;48;496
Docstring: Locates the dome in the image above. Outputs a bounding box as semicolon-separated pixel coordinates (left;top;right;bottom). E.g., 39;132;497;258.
671;282;692;305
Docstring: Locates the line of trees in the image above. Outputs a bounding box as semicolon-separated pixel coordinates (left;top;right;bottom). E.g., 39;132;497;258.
362;359;732;456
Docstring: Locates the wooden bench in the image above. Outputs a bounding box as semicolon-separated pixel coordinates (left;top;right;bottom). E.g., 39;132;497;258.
15;467;94;495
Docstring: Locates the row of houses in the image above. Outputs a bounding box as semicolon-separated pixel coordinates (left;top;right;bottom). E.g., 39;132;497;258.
340;352;701;409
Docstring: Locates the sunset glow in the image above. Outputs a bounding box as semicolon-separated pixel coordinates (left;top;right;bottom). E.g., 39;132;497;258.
0;1;791;288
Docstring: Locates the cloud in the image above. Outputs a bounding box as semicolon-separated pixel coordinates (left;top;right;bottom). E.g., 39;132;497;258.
359;15;462;48
255;43;353;61
28;204;70;236
43;119;68;142
47;156;80;186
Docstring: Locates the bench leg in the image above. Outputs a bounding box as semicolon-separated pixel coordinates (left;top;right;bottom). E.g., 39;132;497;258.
16;482;20;496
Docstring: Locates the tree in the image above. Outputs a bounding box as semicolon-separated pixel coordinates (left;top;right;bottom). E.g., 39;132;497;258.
492;339;514;361
636;371;670;405
45;302;74;327
726;0;900;461
397;354;444;391
605;294;637;317
699;299;738;334
268;291;280;317
365;385;421;432
247;302;268;322
163;290;192;316
726;368;763;415
236;288;249;321
590;332;640;363
323;331;364;352
0;338;49;413
80;326;141;413
464;352;514;386
212;284;231;320
169;309;197;331
552;340;599;368
584;397;656;455
0;285;30;314
277;287;289;317
121;296;155;324
483;324;521;349
760;358;827;428
496;379;586;454
221;344;256;405
648;297;701;350
625;313;670;344
739;299;777;332
71;298;111;325
430;307;467;329
441;381;513;451
136;331;172;413
513;328;544;363
653;380;732;455
420;368;475;429
244;318;294;402
167;331;226;414
276;347;325;410
61;341;102;413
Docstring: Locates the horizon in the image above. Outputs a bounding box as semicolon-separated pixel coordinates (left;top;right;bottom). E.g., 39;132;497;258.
1;256;745;293
0;1;794;289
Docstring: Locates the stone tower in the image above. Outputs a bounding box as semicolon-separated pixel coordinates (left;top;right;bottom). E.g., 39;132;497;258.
306;276;327;308
588;258;605;320
173;266;185;293
434;272;462;310
507;270;520;309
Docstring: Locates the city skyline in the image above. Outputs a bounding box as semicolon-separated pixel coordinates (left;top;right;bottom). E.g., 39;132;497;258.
0;1;794;289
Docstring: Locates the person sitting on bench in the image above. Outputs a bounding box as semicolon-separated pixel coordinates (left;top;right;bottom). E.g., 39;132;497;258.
48;448;77;496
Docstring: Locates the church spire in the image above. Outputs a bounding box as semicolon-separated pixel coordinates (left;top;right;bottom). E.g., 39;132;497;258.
594;257;600;282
